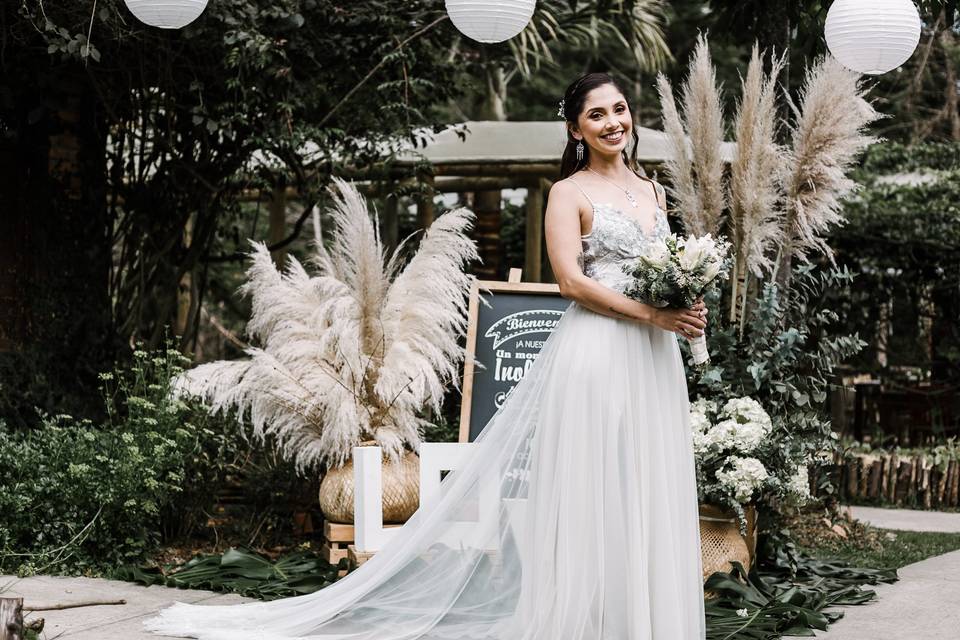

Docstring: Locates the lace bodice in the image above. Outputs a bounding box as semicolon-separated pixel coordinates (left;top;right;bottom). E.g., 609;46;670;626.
568;177;671;293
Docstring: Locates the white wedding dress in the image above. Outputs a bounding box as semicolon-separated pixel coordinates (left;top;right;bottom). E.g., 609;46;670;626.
146;176;707;640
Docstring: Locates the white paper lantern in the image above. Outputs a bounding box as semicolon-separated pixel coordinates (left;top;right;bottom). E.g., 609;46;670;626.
124;0;209;29
825;0;921;75
445;0;536;44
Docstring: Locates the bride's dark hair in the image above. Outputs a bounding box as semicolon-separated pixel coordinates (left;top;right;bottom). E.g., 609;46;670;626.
558;72;642;181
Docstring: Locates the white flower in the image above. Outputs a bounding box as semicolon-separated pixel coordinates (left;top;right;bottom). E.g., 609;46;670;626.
736;608;749;617
721;397;773;433
643;240;672;269
702;258;722;281
716;456;768;502
689;397;719;454
703;418;767;453
678;235;708;271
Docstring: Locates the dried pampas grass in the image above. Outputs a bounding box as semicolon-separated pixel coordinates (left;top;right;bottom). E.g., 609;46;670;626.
781;56;881;271
731;45;787;281
657;34;726;237
660;38;881;297
174;177;479;472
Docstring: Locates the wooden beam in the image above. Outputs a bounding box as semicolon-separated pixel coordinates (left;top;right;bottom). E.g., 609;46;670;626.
524;180;544;283
434;176;518;192
269;184;288;268
432;163;558;177
539;178;556;284
416;172;435;229
381;184;399;253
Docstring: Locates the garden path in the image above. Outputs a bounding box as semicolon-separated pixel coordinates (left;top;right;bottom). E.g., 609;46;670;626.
843;504;960;533
787;504;960;640
0;573;254;639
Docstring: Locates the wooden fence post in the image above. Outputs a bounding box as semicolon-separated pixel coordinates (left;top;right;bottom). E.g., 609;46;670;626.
0;597;23;640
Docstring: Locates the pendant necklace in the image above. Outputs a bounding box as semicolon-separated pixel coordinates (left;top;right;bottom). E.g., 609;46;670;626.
586;166;640;208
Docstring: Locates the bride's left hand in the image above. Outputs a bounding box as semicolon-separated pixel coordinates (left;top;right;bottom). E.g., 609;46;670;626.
690;297;708;326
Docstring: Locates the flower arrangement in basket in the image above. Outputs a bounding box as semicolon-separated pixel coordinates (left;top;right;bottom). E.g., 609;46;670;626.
690;395;814;534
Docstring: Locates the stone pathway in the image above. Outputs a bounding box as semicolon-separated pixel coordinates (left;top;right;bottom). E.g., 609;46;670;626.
843;504;960;533
785;504;960;640
0;573;254;639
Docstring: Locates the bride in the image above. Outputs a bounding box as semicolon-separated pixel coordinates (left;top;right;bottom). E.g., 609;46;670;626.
146;71;708;640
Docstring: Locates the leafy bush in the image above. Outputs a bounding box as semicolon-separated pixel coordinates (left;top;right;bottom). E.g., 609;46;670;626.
0;345;244;575
828;142;960;381
686;263;864;527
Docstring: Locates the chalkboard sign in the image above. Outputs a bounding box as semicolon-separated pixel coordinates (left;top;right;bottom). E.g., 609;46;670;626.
459;269;569;442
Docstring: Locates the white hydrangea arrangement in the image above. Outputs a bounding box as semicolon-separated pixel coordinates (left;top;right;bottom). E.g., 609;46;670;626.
690;394;814;533
715;457;769;502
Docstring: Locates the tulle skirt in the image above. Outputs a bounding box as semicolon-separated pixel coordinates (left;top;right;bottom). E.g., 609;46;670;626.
145;301;707;640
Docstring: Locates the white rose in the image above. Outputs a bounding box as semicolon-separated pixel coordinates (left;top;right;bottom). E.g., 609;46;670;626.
678;236;707;271
644;240;672;269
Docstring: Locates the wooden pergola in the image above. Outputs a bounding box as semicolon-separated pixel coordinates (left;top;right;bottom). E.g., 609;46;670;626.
276;121;735;283
385;120;735;282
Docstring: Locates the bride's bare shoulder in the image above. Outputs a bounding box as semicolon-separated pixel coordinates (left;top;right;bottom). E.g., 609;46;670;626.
547;178;585;213
548;177;578;198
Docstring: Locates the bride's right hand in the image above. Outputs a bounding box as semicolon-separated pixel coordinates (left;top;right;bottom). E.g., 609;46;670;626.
650;304;707;338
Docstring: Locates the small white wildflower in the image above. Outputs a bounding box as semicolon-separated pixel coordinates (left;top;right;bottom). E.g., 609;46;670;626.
736;608;748;617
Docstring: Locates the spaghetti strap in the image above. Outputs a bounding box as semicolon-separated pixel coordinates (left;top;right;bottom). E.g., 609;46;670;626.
567;177;595;207
642;176;666;210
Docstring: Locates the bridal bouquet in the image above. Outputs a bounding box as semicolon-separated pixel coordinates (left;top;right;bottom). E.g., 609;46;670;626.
622;233;732;364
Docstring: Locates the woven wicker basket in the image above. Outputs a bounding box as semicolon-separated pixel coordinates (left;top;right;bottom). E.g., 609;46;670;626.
698;502;757;596
319;446;420;525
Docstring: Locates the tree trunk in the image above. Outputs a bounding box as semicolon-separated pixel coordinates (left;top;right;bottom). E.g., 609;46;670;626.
0;58;113;425
472;66;508;280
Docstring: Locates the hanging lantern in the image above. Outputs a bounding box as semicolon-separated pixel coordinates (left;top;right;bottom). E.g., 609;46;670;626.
825;0;921;75
445;0;536;44
124;0;209;29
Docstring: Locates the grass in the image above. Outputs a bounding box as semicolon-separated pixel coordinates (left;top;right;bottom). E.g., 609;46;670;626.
784;503;960;571
799;527;960;570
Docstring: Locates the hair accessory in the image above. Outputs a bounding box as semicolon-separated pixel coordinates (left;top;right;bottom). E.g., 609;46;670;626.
557;98;565;119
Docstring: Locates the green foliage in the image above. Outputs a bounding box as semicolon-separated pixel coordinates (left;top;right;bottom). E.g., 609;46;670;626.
117;547;339;600
685;264;865;524
827;142;960;380
0;345;221;575
700;551;896;640
0;341;309;576
4;0;468;362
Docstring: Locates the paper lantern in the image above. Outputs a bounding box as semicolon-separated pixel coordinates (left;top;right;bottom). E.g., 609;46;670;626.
825;0;921;75
445;0;536;43
124;0;209;29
